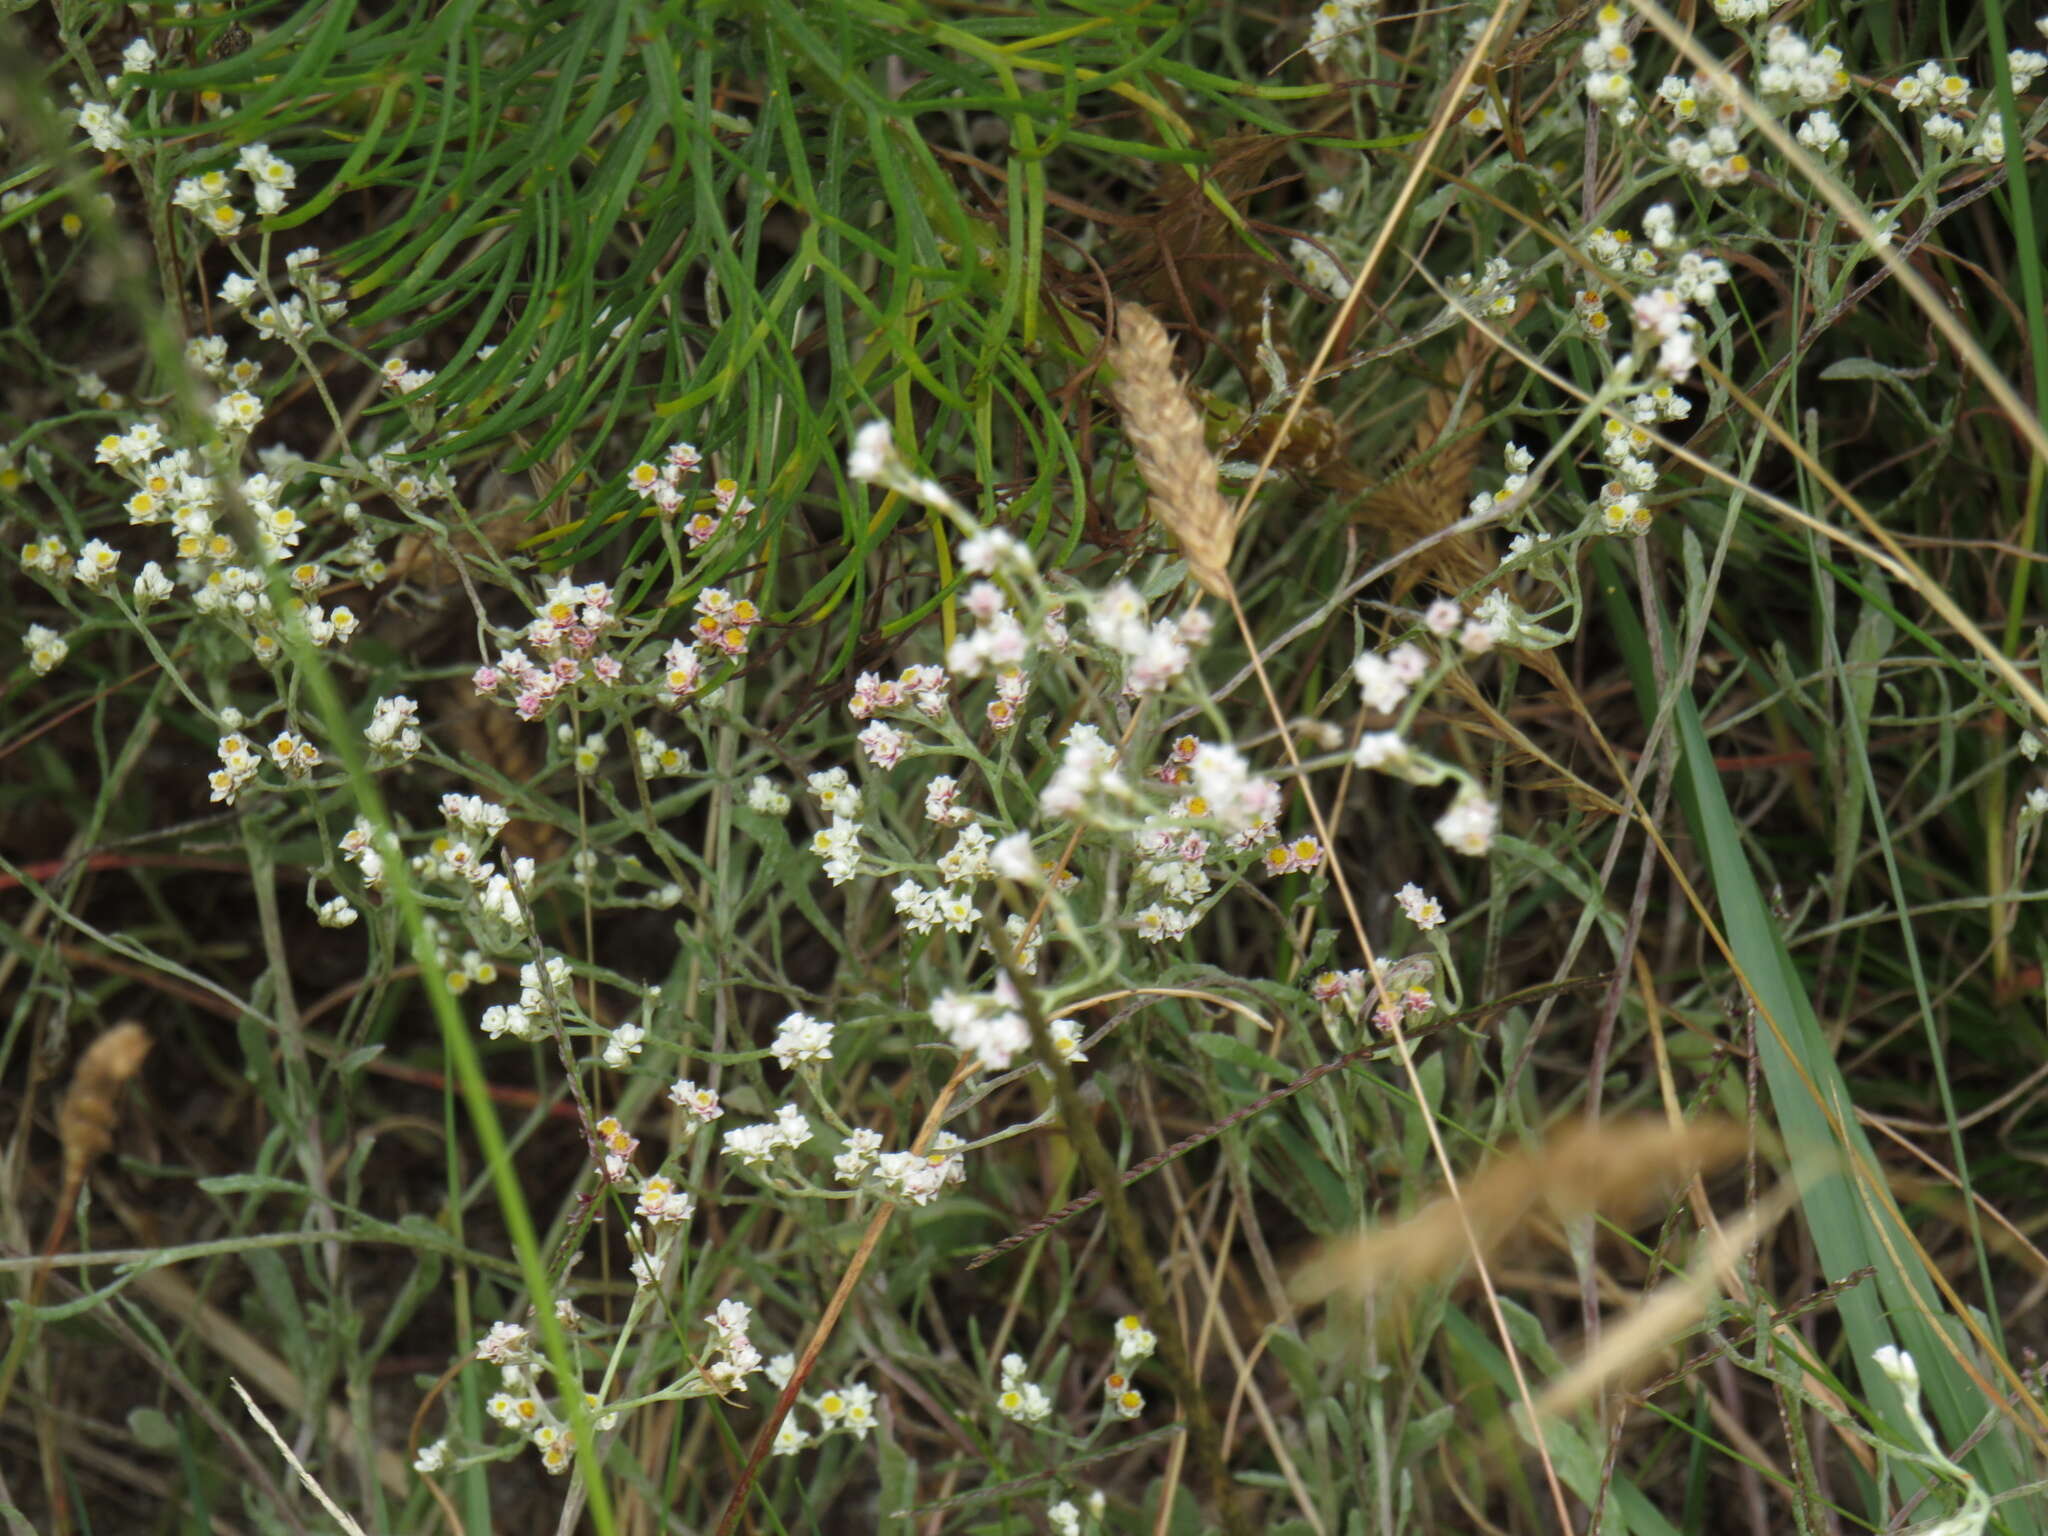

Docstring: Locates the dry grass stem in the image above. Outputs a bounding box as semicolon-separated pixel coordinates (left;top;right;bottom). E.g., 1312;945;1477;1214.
1107;302;1238;600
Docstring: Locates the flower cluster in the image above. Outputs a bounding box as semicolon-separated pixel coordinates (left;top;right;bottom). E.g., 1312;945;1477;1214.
871;1133;969;1206
1102;1313;1158;1420
626;444;760;549
171;143;297;240
690;586;763;658
472;577;621;721
721;1104;813;1168
996;1353;1053;1424
769;1010;835;1070
770;1377;881;1457
1892;59;2008;162
475;1323;615;1476
1087;582;1209;696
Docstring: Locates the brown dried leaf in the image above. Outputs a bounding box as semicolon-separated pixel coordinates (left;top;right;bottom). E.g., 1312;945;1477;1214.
1357;326;1503;599
1289;1116;1749;1307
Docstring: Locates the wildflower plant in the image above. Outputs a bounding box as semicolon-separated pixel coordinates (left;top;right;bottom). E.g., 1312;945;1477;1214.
8;3;2048;1535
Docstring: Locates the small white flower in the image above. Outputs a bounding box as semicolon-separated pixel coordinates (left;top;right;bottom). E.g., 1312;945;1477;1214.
1795;111;1843;154
1114;1313;1158;1362
770;1011;835;1070
745;776;791;816
1871;1343;1920;1396
72;538;120;590
1433;787;1498;856
991;832;1039;883
1353;731;1408;771
133;560;175;607
668;1078;723;1122
1395;881;1445;930
847;420;894;482
316;895;358;929
602;1021;646;1069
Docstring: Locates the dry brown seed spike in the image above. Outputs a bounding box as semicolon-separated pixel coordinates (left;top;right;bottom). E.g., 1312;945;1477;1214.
1288;1114;1749;1308
1105;303;1238;600
56;1020;153;1192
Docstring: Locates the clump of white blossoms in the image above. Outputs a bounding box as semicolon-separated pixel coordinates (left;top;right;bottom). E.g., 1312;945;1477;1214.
1305;0;1373;71
721;1104;813;1169
996;1352;1053;1424
1891;58;2006;161
769;1010;835;1070
769;1377;883;1458
932;984;1031;1071
170;142;298;240
1103;1312;1158;1420
22;624;69;677
1396;882;1446;930
365;695;423;764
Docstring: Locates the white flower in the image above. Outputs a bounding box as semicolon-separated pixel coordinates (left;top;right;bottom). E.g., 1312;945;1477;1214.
366;695;423;762
603;1022;646;1070
412;1438;449;1474
1306;0;1370;67
858;720;909;768
1796;111;1843;153
745;776;791;816
1359;729;1409;770
475;1320;531;1363
770;1011;835;1070
316;895;358;929
1432;787;1498;856
995;1354;1053;1423
1395;881;1445;930
834;1127;884;1182
809;816;863;884
1114;1313;1158;1362
1353;650;1411;714
991;832;1039;883
960;526;1030;575
932;989;1031;1072
667;1079;723;1122
76;101;131;154
722;1105;811;1167
72;538;120;590
132;560;175;607
1871;1343;1920;1396
636;1174;696;1225
1189;743;1280;832
847;420;894;482
1291;237;1352;300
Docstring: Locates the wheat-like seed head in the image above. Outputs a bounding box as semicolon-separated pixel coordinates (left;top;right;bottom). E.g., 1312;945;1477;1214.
58;1020;153;1187
1288;1115;1749;1307
1106;303;1237;600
